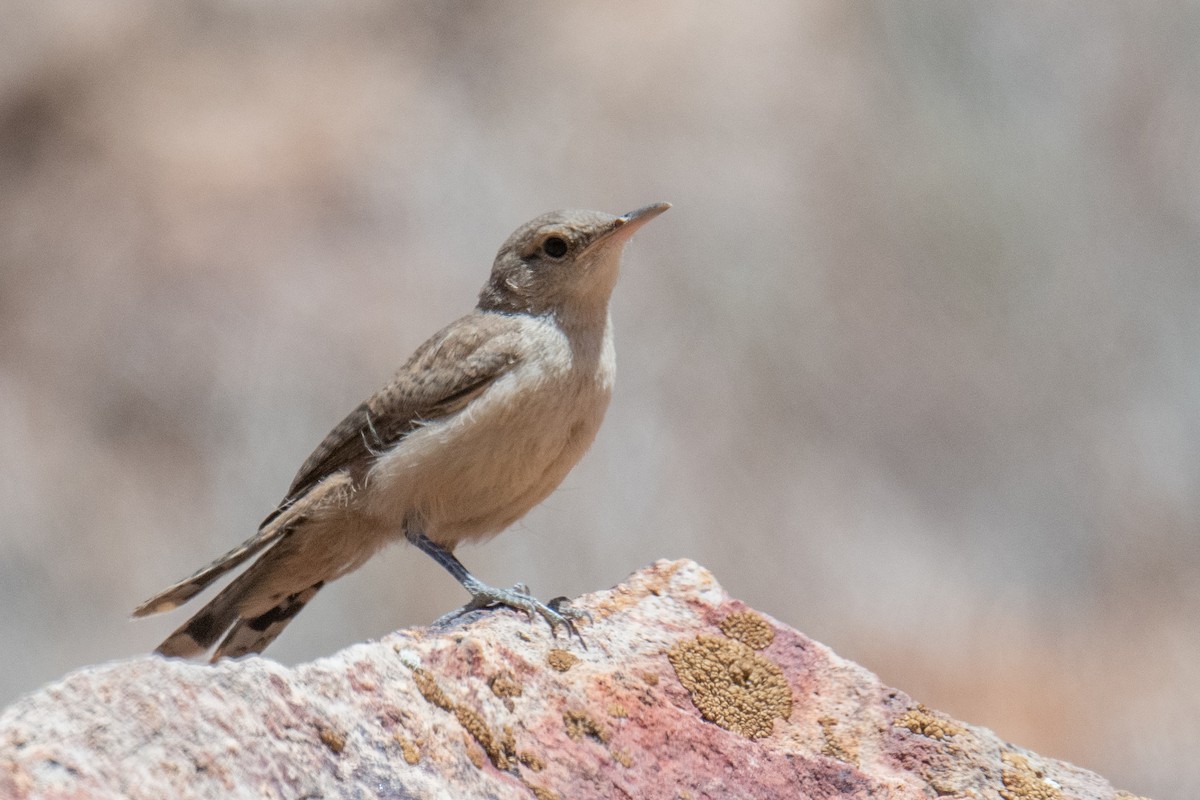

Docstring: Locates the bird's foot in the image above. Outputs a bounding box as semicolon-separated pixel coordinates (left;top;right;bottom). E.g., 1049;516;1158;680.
548;595;593;626
434;581;589;645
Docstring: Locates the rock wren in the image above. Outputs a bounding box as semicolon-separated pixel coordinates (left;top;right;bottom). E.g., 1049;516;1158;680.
134;202;670;660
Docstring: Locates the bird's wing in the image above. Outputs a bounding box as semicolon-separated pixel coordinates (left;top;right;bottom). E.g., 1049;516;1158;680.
262;312;526;527
132;312;526;620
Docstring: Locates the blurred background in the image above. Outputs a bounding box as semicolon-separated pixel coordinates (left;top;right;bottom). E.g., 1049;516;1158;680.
1;2;1196;796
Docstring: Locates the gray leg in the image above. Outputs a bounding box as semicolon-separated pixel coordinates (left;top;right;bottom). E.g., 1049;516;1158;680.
405;527;588;642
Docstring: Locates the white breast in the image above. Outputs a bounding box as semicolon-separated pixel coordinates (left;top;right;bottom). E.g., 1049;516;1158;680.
362;314;615;547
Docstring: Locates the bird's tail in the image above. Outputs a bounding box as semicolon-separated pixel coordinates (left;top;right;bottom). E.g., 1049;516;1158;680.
131;533;279;619
134;473;352;659
151;544;326;662
132;504;307;619
211;581;324;661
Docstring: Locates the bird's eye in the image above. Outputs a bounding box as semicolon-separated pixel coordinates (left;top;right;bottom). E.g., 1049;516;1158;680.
542;236;568;258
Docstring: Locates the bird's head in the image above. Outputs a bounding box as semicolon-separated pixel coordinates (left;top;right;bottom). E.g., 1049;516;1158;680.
479;203;670;320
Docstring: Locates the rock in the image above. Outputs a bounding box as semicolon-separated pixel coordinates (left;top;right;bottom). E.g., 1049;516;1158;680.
0;560;1147;799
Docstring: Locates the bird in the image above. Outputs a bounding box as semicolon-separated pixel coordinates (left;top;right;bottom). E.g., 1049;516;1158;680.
133;202;671;660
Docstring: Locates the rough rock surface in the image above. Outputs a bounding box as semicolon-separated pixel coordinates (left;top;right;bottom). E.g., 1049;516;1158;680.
0;560;1147;800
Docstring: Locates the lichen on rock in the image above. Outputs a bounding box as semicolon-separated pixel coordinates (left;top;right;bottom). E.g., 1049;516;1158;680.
667;634;792;739
718;610;775;650
0;559;1146;800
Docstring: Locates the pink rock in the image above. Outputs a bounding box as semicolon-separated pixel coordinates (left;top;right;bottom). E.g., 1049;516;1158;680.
0;560;1147;799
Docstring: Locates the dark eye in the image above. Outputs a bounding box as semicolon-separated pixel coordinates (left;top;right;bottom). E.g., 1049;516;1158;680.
542;236;568;258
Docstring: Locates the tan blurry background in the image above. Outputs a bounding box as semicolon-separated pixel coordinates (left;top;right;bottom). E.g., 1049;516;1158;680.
1;2;1197;796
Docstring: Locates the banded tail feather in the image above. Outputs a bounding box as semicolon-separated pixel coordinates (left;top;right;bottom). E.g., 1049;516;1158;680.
132;527;287;618
134;473;352;659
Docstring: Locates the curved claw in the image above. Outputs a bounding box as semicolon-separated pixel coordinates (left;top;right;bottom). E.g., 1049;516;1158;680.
434;581;589;645
547;596;592;648
548;596;593;625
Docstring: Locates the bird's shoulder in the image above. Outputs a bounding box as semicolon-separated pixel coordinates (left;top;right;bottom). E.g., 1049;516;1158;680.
375;310;533;409
266;311;533;523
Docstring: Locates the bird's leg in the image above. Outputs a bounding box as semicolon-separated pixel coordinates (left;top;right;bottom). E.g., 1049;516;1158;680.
405;527;587;642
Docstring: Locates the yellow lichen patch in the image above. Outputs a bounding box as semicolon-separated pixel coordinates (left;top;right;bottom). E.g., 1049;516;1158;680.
547;649;580;672
1000;752;1063;800
317;727;345;754
393;733;420;765
455;705;495;762
893;704;962;740
640;671;659;687
530;786;559;800
667;635;792;739
607;702;628;719
411;667;516;770
489;672;523;699
454;705;517;770
817;715;858;765
518;751;545;772
563;710;610;743
930;779;965;797
719;611;775;650
412;668;454;712
612;748;634;768
998;753;1065;800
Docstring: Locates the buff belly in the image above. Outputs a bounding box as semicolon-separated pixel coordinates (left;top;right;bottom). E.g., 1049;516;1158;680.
359;362;612;548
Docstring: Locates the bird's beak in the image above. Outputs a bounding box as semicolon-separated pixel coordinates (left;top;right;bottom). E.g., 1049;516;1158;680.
618;202;672;230
584;202;671;254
